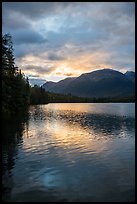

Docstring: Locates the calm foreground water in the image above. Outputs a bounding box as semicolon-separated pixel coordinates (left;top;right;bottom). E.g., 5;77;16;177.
2;103;135;202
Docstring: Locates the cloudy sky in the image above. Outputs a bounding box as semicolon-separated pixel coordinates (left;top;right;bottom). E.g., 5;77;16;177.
2;2;135;86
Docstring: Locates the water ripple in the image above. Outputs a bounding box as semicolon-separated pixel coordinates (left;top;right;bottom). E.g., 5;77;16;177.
3;103;135;202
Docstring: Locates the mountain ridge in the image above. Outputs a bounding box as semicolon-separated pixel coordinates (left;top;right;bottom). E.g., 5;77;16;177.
42;69;135;98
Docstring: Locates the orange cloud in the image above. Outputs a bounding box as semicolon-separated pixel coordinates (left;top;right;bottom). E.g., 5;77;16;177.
15;47;132;83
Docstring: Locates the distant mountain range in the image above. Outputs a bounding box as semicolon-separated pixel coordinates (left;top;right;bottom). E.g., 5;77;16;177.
42;69;135;98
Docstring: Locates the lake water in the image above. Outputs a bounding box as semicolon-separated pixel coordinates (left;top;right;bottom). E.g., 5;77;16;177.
2;103;135;202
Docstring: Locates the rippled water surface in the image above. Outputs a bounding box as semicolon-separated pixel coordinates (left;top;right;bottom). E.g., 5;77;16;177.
2;103;135;202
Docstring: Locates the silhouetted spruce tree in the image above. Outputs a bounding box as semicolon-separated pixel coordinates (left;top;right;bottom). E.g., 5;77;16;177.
2;33;30;116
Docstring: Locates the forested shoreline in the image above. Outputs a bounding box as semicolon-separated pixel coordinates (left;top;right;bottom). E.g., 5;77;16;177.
2;34;30;117
30;86;135;104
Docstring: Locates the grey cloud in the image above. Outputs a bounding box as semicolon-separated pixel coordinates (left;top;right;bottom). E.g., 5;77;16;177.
24;65;56;75
2;2;135;73
10;29;48;59
14;41;48;59
3;2;135;48
12;29;47;45
2;2;71;20
47;52;64;61
45;31;68;48
117;2;135;17
28;74;40;78
2;2;53;19
14;44;30;58
2;11;31;30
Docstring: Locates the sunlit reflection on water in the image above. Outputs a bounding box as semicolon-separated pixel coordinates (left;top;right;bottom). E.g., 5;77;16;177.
3;103;135;202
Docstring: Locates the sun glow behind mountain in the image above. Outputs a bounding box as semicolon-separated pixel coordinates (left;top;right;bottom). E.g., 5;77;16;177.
2;2;135;85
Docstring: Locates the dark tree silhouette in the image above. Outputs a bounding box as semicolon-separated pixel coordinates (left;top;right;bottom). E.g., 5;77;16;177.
2;33;30;116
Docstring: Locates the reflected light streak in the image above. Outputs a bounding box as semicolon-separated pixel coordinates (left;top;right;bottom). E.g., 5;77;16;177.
22;111;109;157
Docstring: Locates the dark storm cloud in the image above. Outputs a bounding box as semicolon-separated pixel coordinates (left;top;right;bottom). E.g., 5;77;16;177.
12;29;47;45
3;2;135;52
2;2;135;84
2;2;71;20
2;13;31;30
